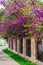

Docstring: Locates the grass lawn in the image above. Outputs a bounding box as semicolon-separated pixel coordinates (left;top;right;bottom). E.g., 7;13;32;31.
0;45;4;46
2;48;37;65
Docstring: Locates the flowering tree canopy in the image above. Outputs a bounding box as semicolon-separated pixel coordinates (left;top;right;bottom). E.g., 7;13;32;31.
0;0;43;39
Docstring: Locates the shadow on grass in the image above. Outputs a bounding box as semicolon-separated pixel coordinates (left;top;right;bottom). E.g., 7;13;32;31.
2;48;37;65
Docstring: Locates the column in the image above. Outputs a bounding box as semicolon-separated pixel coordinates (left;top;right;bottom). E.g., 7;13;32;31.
17;38;20;53
23;37;27;56
31;38;37;62
8;38;10;48
13;39;17;51
10;38;13;50
42;39;43;46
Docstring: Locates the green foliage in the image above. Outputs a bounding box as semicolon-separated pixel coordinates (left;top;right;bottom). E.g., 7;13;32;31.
28;31;33;35
4;34;9;39
0;13;4;21
4;31;18;39
39;33;43;39
41;21;43;24
8;14;17;20
36;0;41;4
9;31;18;37
18;11;22;14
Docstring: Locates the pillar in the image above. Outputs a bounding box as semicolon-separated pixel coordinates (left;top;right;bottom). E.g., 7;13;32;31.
17;38;20;53
8;38;10;48
23;37;27;56
31;38;37;62
42;39;43;46
10;38;13;50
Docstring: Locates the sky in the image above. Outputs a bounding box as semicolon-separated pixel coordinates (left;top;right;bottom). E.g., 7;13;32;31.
0;0;5;9
41;0;43;2
0;0;43;9
0;4;5;9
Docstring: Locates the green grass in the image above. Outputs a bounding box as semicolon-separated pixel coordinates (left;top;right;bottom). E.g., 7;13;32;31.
2;48;37;65
0;45;4;46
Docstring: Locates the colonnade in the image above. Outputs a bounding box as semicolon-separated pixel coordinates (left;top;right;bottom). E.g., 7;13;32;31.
8;37;43;62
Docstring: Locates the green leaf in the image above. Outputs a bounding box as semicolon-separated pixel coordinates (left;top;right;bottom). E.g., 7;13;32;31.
8;14;17;19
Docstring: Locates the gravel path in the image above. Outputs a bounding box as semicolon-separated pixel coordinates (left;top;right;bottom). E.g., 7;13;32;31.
0;44;19;65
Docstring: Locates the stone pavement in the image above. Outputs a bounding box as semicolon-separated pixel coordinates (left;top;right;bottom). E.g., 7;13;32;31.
0;45;19;65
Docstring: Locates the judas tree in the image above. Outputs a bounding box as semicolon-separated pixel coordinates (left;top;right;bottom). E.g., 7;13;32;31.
0;0;43;39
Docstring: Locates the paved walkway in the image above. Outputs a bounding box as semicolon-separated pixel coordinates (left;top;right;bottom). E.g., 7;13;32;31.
0;44;19;65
